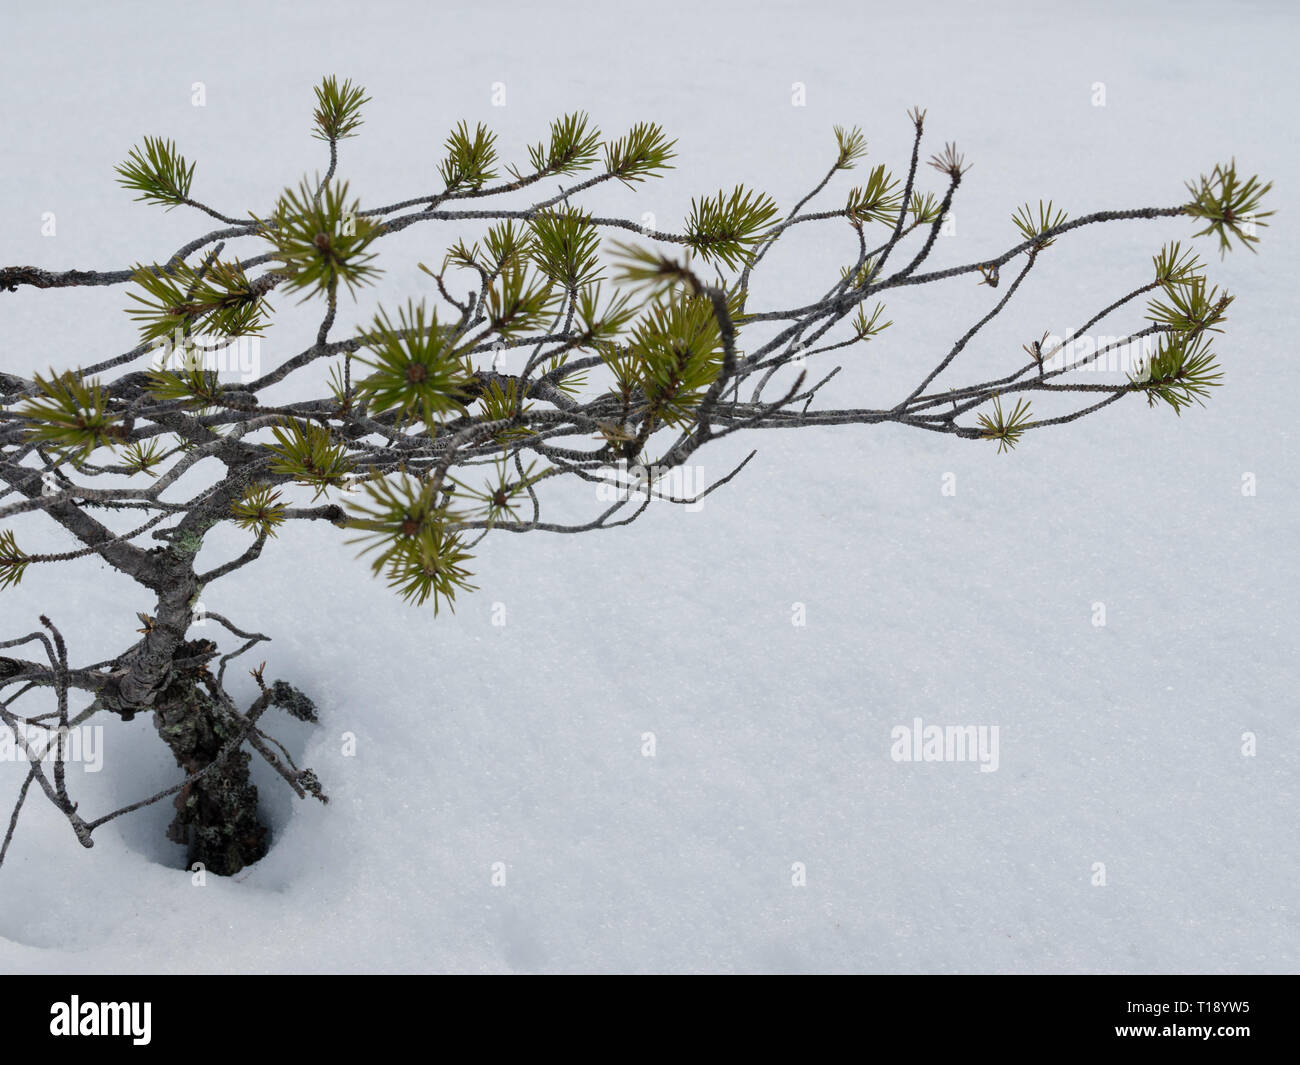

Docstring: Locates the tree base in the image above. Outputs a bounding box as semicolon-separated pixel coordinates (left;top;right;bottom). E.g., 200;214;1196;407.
152;640;269;877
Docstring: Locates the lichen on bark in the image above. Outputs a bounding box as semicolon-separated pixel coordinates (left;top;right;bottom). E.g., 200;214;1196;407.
153;639;268;876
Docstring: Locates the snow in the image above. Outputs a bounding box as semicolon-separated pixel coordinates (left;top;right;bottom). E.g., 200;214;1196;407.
0;0;1296;973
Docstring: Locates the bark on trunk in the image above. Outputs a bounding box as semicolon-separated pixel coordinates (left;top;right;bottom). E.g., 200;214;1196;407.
153;638;269;877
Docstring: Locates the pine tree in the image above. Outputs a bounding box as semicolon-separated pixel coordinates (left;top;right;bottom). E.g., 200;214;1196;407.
0;80;1270;875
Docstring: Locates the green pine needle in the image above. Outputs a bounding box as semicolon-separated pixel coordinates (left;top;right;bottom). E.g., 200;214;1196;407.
355;301;475;431
852;302;892;341
908;191;944;226
312;76;370;141
575;282;638;341
345;472;477;611
1152;241;1205;286
839;255;881;290
833;125;868;171
19;369;124;461
382;527;477;611
485;262;559;337
605;289;741;427
528;206;603;289
115;136;195;210
483;220;533;267
265;419;353;499
473;376;535;443
231;482;287;538
258;177;381;301
146;363;224;410
1012;200;1069;248
542;351;589;396
1128;332;1223;414
450;456;546;526
0;529;29;590
845;165;902;225
126;258;269;343
604;122;677;186
346;472;445;567
439;121;500;190
435;220;533;275
610;241;701;296
1184;160;1274;257
976;394;1034;453
1146;276;1232;339
123;439;169;476
523;112;601;177
684;185;780;271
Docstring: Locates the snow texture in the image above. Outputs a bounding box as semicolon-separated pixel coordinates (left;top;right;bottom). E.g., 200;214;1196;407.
0;0;1296;973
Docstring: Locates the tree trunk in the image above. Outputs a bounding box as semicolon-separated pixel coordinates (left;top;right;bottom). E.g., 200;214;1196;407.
152;638;269;877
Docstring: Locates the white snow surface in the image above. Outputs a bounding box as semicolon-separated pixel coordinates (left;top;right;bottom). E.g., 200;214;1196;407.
0;0;1296;973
